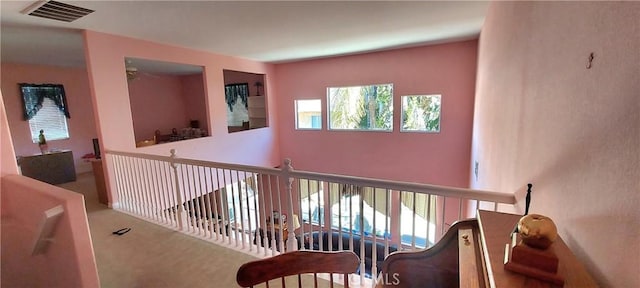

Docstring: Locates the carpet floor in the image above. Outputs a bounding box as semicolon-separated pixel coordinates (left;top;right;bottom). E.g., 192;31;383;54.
58;173;342;288
58;173;260;288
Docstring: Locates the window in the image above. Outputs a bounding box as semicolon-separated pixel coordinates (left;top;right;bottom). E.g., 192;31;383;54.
225;83;250;128
28;98;70;142
401;95;441;132
399;192;436;247
299;179;324;224
311;116;321;128
225;176;260;233
295;99;322;130
327;84;393;131
300;182;391;238
329;191;390;238
19;83;70;142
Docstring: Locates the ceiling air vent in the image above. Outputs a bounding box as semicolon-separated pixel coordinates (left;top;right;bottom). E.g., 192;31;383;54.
22;0;94;22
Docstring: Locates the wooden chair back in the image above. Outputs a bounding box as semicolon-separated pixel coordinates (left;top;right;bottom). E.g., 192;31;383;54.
376;219;480;288
236;250;359;288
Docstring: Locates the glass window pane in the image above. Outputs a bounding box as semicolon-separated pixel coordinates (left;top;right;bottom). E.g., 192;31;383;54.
29;98;70;142
299;179;324;224
401;95;441;132
400;192;436;248
295;99;322;130
311;116;321;128
329;186;390;238
328;84;393;131
226;177;260;233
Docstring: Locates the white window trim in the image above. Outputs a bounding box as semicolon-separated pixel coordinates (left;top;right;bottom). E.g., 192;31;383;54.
326;83;394;132
295;99;323;130
400;94;442;133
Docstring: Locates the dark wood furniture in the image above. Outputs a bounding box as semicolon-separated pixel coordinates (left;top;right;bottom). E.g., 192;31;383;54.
154;128;206;143
255;219;288;251
154;129;172;143
477;210;597;287
18;150;76;185
228;121;250;133
378;210;597;288
90;159;108;205
267;220;289;242
379;219;481;288
303;230;399;279
236;250;359;288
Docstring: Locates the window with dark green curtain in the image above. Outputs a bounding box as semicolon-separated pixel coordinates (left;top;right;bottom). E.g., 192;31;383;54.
19;83;71;142
225;83;249;111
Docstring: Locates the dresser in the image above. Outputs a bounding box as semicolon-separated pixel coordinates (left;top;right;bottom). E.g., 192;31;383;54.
18;150;76;185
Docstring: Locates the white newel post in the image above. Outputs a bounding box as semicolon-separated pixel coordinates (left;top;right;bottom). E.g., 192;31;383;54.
170;149;188;231
283;158;298;252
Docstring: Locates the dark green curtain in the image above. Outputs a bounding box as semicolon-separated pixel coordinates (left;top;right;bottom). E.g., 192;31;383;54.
19;83;70;120
225;83;249;111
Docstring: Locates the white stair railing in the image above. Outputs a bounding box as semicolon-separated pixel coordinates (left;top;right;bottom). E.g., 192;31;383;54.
289;169;514;284
105;149;515;285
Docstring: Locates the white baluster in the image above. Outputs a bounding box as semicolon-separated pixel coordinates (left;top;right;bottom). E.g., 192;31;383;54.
267;175;277;255
164;161;178;227
371;187;378;280
170;149;187;231
358;186;365;284
257;173;268;256
384;188;390;257
235;171;245;248
412;191;417;249
426;193;432;247
283;158;298;252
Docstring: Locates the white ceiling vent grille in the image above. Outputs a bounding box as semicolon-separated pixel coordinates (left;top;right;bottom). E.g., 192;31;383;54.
22;0;94;22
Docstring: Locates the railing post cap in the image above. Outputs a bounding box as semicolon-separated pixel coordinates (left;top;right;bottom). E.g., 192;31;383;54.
283;158;293;170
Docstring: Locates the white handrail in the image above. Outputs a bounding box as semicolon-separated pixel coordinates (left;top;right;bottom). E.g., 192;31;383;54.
291;170;514;204
106;149;280;175
105;149;514;204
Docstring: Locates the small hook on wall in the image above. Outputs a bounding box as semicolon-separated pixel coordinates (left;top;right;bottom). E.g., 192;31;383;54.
586;52;595;69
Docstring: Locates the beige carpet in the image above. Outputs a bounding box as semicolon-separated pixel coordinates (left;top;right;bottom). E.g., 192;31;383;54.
58;173;342;288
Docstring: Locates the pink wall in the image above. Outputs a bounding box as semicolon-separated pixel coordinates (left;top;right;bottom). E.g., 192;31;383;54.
471;2;640;287
83;31;280;206
2;89;98;287
83;30;279;163
181;74;209;134
274;41;478;187
129;72;209;142
223;69;265;97
1;63;98;174
128;73;189;142
1;175;100;287
1;92;19;176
